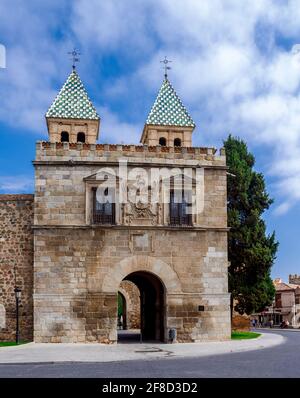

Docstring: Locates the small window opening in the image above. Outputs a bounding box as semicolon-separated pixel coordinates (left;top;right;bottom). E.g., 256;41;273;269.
61;131;69;142
159;137;167;146
77;132;85;143
174;138;181;147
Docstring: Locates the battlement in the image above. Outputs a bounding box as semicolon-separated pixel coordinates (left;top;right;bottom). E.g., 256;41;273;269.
289;274;300;285
35;141;226;166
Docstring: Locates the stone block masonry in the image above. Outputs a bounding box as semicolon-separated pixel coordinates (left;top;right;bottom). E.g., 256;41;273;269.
33;228;230;343
0;195;34;341
32;141;231;343
0;142;231;343
119;280;141;329
1;66;232;344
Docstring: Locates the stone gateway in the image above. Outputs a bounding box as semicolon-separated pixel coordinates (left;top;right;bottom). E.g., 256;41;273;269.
0;67;231;343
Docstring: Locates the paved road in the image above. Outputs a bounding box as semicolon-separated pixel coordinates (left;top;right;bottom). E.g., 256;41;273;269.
0;330;298;378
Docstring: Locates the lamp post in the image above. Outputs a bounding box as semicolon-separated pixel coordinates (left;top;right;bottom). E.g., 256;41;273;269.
14;287;21;345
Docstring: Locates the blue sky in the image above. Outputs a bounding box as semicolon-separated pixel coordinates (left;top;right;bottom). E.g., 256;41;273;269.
1;0;300;282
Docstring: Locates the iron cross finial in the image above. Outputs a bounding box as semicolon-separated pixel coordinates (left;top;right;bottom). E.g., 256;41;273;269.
160;56;172;79
68;48;80;70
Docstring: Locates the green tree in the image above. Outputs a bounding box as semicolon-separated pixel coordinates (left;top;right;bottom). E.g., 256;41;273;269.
224;135;278;316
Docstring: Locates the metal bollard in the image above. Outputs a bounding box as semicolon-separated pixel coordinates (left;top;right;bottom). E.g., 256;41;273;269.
169;328;177;343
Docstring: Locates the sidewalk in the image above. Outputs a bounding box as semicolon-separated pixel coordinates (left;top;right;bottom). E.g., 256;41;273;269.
0;332;284;364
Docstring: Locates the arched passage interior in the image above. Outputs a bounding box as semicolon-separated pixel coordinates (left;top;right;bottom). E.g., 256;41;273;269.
117;291;127;330
117;271;165;342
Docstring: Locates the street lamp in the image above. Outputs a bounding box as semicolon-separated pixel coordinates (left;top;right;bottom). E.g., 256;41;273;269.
14;287;21;345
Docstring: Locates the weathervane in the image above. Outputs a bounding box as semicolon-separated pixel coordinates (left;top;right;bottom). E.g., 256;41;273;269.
68;48;80;70
160;56;172;79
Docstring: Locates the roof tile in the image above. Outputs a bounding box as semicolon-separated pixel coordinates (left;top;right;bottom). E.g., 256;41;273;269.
146;78;195;128
46;69;99;120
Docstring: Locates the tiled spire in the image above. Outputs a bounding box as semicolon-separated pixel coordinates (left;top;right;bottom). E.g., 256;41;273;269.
145;78;195;127
46;69;99;120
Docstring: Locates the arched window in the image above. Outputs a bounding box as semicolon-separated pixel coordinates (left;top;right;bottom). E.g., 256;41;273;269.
61;131;69;142
174;138;181;147
77;132;85;143
159;137;166;146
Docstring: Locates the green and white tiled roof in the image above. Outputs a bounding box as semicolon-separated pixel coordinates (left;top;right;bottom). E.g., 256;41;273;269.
146;78;195;127
46;69;99;120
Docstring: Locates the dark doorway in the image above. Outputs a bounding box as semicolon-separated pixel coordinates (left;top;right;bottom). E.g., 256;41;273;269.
117;271;165;343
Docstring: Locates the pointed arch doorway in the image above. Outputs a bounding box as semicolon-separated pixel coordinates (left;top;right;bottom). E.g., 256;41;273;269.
117;271;166;343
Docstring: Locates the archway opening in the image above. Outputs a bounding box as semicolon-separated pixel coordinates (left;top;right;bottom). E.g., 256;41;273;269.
117;271;165;343
77;132;86;143
159;137;167;146
117;291;127;330
174;138;181;147
61;131;69;142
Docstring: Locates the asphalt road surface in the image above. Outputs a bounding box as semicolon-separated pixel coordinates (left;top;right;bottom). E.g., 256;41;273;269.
0;330;299;378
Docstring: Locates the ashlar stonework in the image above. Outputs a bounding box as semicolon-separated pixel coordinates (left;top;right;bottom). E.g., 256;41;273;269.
32;142;231;343
0;68;231;343
0;195;34;341
119;280;141;330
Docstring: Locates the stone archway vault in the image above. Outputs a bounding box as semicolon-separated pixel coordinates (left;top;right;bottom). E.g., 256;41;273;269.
101;255;182;294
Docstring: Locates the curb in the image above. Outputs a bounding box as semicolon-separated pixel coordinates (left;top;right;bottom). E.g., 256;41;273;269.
0;332;285;364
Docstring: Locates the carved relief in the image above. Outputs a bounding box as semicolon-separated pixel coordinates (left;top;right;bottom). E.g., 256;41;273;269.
122;172;161;226
122;201;160;226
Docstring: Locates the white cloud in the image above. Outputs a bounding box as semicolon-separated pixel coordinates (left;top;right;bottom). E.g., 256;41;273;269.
99;106;140;144
113;0;300;215
71;0;155;52
0;176;33;193
2;0;300;213
273;201;294;216
0;1;74;132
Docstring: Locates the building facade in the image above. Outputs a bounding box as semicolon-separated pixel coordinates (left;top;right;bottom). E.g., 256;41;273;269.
1;67;231;343
252;277;300;328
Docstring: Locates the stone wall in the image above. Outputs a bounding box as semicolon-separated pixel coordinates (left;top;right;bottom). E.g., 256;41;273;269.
34;142;227;228
232;314;251;331
34;227;230;343
119;280;140;329
33;142;231;343
35;141;224;161
0;195;34;341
